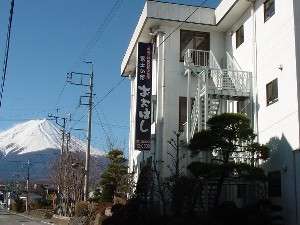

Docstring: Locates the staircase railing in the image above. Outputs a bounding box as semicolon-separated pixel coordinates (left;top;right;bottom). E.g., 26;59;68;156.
225;52;252;92
185;50;252;141
209;51;223;90
225;70;252;93
190;87;199;138
185;49;223;90
226;52;242;71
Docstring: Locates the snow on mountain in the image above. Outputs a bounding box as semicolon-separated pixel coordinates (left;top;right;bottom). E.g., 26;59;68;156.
0;119;104;156
0;119;106;182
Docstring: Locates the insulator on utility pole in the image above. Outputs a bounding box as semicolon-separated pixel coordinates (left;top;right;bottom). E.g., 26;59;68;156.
67;61;94;202
48;113;68;155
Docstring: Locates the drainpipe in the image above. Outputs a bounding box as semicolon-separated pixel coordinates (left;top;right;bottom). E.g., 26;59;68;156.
155;31;166;173
187;68;191;142
160;31;166;172
129;74;135;173
250;0;259;140
160;32;166;128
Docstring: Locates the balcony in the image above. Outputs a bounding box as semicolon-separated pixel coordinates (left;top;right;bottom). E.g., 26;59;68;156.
184;49;252;97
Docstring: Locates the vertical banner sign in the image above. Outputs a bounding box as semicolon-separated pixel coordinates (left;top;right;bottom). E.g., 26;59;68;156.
135;42;152;151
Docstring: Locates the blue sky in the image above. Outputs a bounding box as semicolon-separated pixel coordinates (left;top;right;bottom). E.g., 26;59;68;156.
0;0;219;154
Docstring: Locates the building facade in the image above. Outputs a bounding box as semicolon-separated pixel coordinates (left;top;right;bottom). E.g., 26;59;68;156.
121;0;300;224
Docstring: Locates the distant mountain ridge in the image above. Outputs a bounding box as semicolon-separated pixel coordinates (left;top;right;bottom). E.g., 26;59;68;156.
0;119;106;182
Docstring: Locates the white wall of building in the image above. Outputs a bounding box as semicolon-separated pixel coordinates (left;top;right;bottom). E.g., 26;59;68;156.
226;1;300;224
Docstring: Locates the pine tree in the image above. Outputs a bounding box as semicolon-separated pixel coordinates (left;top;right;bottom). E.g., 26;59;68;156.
100;149;130;202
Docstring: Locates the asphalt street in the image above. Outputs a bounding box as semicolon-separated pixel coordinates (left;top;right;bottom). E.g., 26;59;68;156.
0;206;50;225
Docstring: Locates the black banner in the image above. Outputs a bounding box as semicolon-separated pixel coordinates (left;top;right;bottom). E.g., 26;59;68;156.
135;42;152;151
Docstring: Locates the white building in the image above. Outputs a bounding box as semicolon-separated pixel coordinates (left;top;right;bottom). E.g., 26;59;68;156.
121;0;300;224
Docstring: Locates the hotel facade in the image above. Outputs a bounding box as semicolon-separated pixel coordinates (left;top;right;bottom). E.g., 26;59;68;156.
121;0;300;224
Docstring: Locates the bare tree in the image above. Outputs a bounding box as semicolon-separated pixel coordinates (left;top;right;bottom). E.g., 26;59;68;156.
50;151;85;216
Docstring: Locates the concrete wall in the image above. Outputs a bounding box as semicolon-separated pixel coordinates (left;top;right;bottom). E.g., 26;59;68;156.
147;1;215;25
226;1;300;224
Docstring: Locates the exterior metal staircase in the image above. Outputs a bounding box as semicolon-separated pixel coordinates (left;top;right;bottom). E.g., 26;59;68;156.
184;49;253;141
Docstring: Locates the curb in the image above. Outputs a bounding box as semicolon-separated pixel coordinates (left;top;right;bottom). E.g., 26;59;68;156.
8;210;56;225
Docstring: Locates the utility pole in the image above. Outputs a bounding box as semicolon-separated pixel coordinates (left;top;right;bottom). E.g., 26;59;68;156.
67;61;94;201
47;112;69;207
48;112;68;154
85;62;93;202
26;160;30;214
66;132;71;153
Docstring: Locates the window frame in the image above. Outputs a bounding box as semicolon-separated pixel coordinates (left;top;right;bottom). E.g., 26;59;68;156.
266;78;278;106
264;0;275;23
179;96;187;132
235;25;244;49
178;96;194;132
179;30;210;62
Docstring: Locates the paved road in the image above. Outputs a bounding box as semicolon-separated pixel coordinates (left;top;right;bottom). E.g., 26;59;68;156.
0;206;49;225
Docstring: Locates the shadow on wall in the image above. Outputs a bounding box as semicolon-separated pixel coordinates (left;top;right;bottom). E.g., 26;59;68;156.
264;135;300;225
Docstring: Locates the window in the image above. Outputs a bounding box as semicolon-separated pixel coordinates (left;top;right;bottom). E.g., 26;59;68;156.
268;171;281;197
179;97;187;132
178;97;194;132
264;0;275;22
180;30;210;62
266;78;278;106
236;25;244;48
151;97;157;124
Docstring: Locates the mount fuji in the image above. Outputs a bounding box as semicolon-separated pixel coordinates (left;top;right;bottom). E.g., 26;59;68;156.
0;119;107;183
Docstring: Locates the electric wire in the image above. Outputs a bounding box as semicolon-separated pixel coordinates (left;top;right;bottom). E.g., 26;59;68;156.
70;0;124;70
54;0;124;115
79;0;124;61
54;81;68;109
94;96;114;135
0;0;15;109
157;0;209;48
69;77;126;130
94;107;113;150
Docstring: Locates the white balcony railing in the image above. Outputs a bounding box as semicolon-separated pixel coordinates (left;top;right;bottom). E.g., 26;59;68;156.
184;49;252;94
184;49;210;67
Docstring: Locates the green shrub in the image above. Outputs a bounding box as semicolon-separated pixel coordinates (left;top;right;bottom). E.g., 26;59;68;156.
75;201;89;217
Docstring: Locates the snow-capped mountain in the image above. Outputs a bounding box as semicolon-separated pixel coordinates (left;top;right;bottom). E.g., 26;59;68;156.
0;119;104;156
0;119;107;182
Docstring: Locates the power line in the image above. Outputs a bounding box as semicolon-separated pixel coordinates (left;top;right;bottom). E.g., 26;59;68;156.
0;0;15;109
94;107;113;149
69;77;126;130
54;0;124;114
157;0;209;48
259;110;298;134
94;97;114;134
54;81;68;109
79;0;124;60
70;0;124;70
93;78;126;107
